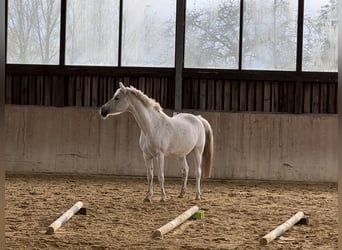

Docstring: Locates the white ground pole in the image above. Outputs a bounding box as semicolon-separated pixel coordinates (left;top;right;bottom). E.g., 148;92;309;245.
152;205;199;238
46;201;84;235
260;211;305;245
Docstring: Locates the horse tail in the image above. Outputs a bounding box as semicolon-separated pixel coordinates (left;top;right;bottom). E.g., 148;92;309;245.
198;116;214;178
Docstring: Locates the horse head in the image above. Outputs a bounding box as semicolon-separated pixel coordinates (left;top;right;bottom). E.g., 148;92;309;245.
99;82;129;119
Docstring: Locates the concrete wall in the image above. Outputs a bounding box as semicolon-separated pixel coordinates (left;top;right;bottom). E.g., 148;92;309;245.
5;105;338;182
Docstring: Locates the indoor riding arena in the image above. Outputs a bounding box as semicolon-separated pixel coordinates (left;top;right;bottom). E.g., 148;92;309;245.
5;0;337;249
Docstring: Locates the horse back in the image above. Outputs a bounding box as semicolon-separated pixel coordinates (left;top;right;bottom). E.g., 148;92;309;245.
139;113;205;157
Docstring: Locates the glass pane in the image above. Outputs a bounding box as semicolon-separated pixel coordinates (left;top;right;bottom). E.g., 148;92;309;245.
242;0;298;70
65;0;119;66
122;0;176;67
184;0;240;69
303;0;337;72
7;0;60;64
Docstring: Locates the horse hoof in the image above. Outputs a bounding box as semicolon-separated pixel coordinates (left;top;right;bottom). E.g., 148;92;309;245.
143;197;152;203
178;190;186;198
195;196;201;200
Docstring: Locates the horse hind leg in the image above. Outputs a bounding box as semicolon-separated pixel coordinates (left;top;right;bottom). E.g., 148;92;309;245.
193;148;203;200
178;156;189;198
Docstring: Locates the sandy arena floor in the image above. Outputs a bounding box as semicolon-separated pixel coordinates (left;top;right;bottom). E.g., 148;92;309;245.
5;174;337;249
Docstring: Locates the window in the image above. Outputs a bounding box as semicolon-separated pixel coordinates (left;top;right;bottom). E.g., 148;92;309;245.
302;0;337;72
184;0;240;69
242;0;298;70
121;0;176;67
65;0;120;66
6;0;339;72
7;0;60;64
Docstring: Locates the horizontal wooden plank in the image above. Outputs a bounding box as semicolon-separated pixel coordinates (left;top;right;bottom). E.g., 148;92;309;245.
6;65;175;77
183;69;337;82
5;74;12;104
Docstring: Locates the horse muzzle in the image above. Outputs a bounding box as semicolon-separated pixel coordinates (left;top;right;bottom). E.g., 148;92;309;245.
99;107;109;118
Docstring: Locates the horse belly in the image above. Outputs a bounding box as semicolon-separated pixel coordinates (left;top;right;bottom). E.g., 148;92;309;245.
164;130;199;157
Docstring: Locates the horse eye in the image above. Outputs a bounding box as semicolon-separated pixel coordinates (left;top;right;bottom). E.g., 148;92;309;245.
114;97;119;101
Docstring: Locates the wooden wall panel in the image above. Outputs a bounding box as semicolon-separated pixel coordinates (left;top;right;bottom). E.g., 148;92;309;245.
20;76;28;105
279;82;285;112
320;83;328;113
83;77;91;107
207;79;215;110
44;76;52;106
183;79;191;109
75;76;83;106
247;81;255;111
199;79;207;110
223;80;231;111
98;77;105;106
215;80;223;111
287;82;295;113
153;78;161;105
91;76;99;107
5;74;12;104
255;81;263;111
28;76;36;105
239;81;247;111
145;77;153;100
263;81;271;112
191;79;199;109
107;77;116;100
312;83;320;113
4;71;337;114
36;76;44;106
231;80;239;112
179;79;336;114
67;76;75;106
160;78;168;108
328;83;337;114
52;76;65;107
138;77;145;93
303;82;311;113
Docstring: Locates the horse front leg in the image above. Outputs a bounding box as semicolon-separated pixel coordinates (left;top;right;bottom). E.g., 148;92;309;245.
156;152;166;202
143;154;154;202
178;156;189;198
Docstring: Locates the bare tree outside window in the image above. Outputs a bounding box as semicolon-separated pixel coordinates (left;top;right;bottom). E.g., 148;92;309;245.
303;0;337;72
242;0;298;70
7;0;60;64
184;0;240;69
121;0;176;67
65;0;120;66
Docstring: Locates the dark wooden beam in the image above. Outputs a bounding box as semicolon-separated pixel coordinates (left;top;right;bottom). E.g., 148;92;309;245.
238;0;243;70
183;69;337;82
118;0;123;67
174;0;186;112
59;0;66;66
296;0;304;72
5;64;337;83
5;65;175;77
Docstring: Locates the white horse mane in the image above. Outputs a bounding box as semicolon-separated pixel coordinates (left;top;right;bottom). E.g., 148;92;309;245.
127;86;162;112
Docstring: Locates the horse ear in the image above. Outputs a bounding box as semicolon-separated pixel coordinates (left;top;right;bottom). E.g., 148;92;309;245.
119;82;127;93
119;82;125;89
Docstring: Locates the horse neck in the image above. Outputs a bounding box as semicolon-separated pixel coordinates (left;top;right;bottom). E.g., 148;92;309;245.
127;94;161;135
